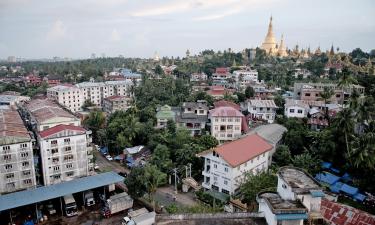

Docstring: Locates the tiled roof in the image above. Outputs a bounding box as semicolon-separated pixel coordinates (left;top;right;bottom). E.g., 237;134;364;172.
248;99;277;108
214;100;241;111
214;134;273;167
25;99;76;123
39;124;86;138
0;109;31;145
209;106;243;117
321;199;375;225
104;95;130;101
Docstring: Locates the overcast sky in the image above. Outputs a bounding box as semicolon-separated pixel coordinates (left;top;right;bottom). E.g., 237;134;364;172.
0;0;374;59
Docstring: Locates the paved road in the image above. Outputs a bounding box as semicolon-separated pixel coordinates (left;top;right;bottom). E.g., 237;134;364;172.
154;186;198;208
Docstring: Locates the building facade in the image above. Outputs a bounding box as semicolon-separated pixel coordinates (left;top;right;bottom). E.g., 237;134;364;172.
246;99;277;123
209;106;244;143
37;125;93;185
176;101;209;136
156;105;177;128
0;109;36;194
103;95;132;114
197;134;273;195
232;69;258;90
190;72;208;82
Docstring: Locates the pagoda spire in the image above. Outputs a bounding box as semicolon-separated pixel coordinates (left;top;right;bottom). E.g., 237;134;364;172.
261;15;277;55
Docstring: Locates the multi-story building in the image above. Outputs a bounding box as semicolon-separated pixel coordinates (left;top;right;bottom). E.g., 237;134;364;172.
245;99;277;123
232;69;258;90
24;99;81;132
0;94;30;107
37;124;93;185
212;68;231;87
284;99;309;118
197;134;273;195
176;101;209;136
103;95;132;114
156;105;177;128
47;80;133;112
0;109;36;194
209;106;245;143
293;82;364;104
190;72;208;82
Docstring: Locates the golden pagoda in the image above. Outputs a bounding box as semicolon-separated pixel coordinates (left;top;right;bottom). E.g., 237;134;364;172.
278;35;288;57
261;16;278;55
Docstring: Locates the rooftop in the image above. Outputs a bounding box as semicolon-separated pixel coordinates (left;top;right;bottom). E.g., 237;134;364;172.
0;108;31;145
258;191;307;214
25;99;77;123
39;124;87;139
0;172;124;211
249;124;287;146
214;100;241;111
198;134;273;167
0;95;18;103
278;166;322;194
47;83;78;92
248;99;277;108
209;106;244;117
104;95;131;101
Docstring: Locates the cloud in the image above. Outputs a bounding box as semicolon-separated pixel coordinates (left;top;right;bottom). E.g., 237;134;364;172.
192;8;242;21
110;29;121;42
46;20;67;41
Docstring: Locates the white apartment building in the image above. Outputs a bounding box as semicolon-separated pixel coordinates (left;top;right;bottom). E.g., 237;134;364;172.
190;72;208;82
37;124;93;185
209;106;244;143
284;99;309;118
103;95;132;114
197;134;273;195
24;99;81;132
47;80;133;112
0;109;36;194
232;69;258;90
246;99;277;123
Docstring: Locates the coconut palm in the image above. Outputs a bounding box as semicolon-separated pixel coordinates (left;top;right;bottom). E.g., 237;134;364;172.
319;87;334;125
350;132;375;169
333;108;355;155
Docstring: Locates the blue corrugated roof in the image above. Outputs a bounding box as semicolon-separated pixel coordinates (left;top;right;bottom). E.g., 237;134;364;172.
0;172;123;212
321;162;332;169
310;190;325;198
353;193;366;202
341;184;358;196
275;213;308;220
330;182;343;193
315;172;340;185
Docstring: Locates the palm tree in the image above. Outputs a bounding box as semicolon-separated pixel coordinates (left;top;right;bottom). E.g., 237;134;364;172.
349;132;375;169
319;87;334;125
338;70;357;89
333;108;355;155
144;165;167;208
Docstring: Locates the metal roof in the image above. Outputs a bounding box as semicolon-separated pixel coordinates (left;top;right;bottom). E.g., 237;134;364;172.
0;172;124;211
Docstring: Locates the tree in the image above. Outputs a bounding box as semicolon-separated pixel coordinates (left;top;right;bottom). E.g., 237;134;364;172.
338;69;357;89
273;145;292;166
319;87;334;124
125;167;147;199
144;165;167;202
349;132;375;170
83;110;106;142
151;144;173;173
245;86;255;98
195;135;219;150
155;65;164;75
166;119;176;135
292;152;321;175
332;108;355;155
240;171;277;210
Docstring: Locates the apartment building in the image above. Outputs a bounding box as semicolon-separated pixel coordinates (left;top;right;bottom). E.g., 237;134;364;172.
24;99;81;132
232;69;258;90
103;95;132;114
47;80;133;112
176;101;209;136
293;82;364;104
0;109;36;194
190;72;208;82
37;124;93;185
246;99;277;123
209;106;245;143
197;134;273;195
212;68;231;87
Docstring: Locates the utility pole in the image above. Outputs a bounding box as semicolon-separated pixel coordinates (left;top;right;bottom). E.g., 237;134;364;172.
185;165;188;178
173;168;178;194
189;163;192;177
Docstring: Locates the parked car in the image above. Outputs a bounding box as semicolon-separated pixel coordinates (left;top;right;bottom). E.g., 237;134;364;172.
106;155;113;161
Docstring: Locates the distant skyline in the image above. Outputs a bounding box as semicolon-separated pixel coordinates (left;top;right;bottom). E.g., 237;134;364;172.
0;0;374;59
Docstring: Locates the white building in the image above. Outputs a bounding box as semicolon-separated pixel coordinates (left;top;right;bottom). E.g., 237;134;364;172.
190;72;208;82
232;69;258;90
197;134;273;195
103;95;132;114
257;166;325;225
284;99;309;118
209;106;244;143
0;93;30;107
47;80;133;112
24;99;81;132
0;109;36;194
37;124;93;185
246;99;277;123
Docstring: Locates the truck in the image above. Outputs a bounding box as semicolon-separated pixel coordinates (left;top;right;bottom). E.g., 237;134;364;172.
102;192;133;217
84;191;95;206
122;208;156;225
63;194;78;217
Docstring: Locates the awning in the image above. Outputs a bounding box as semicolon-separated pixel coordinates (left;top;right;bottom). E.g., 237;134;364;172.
0;172;124;211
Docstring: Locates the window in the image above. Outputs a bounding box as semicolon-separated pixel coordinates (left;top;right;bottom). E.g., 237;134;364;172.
6;173;14;179
305;93;311;96
66;172;74;177
20;143;27;148
262;153;265;157
3;145;10;151
227;134;233;138
336;94;341;98
235;118;240;122
227;125;233;130
52;157;59;163
23;179;32;184
289;109;295;113
5;164;12;170
221;189;230;195
65;146;72;152
235;126;240;130
22;162;29;167
215;118;218;122
23;170;31;176
51;140;57;145
21;152;28;158
214;126;218;130
3;155;11;160
224;167;229;172
51;148;58;154
224;180;228;185
228;118;233;122
64;138;70;143
64;155;74;161
220;125;226;131
298;109;303;114
213;176;218;181
221;118;226;122
53;166;60;171
214;164;217;169
257;156;260;160
66;163;73;169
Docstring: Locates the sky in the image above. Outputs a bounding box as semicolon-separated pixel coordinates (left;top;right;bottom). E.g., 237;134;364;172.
0;0;374;59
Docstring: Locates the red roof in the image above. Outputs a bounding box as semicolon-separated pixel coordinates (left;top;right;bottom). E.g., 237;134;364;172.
215;67;229;74
210;106;243;117
39;124;86;138
214;100;241;111
214;134;273;167
321;199;375;225
104;95;129;101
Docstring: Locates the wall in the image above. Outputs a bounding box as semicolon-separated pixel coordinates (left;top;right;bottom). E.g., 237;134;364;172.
211;116;242;142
